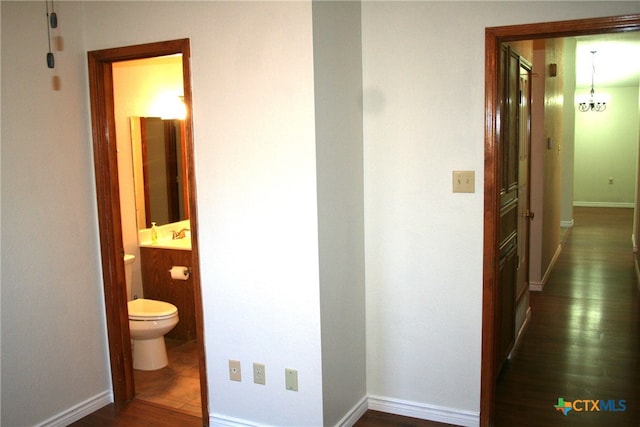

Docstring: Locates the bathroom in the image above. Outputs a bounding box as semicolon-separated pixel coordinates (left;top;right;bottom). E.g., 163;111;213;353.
113;53;201;416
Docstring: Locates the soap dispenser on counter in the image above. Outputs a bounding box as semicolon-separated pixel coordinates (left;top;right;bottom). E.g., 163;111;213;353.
151;222;158;244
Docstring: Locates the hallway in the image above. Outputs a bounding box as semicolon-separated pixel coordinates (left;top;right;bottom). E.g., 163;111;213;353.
495;207;640;426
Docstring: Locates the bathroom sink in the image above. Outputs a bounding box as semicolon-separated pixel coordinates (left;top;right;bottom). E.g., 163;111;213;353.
140;236;192;251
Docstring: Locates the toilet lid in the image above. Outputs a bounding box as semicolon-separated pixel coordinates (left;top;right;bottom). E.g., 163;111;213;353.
128;298;177;320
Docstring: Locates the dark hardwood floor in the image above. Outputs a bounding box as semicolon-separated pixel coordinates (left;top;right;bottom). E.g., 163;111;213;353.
70;399;202;427
354;410;455;426
72;207;639;426
495;207;640;426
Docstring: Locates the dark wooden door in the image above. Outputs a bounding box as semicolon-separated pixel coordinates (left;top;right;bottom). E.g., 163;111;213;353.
496;45;531;375
516;61;532;313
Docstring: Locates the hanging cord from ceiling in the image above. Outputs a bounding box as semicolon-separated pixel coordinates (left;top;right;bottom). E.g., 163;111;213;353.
45;0;58;69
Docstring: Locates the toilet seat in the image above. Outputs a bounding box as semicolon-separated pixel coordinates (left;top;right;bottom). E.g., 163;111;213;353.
128;298;178;321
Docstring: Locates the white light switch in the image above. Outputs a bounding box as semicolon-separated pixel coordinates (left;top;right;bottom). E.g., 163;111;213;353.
285;368;298;391
453;171;475;193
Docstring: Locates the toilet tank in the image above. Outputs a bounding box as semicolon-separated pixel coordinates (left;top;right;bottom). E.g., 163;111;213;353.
124;254;136;300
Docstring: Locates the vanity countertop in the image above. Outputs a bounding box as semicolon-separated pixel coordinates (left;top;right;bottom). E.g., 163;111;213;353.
139;237;191;251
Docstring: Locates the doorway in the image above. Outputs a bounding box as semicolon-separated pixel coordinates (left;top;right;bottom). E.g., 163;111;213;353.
87;39;208;422
482;14;640;426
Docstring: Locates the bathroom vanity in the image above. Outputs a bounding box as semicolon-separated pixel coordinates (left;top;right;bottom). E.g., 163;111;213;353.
139;247;196;341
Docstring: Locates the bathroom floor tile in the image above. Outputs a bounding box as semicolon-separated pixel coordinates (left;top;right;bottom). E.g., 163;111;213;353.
134;339;201;417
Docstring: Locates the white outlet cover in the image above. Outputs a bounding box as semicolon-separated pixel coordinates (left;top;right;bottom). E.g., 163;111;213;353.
253;363;265;385
229;360;241;381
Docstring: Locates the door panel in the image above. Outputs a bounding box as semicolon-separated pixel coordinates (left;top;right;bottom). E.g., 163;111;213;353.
496;45;531;375
516;62;531;300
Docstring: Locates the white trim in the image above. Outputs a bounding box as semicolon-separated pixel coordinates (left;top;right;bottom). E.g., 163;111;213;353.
560;219;574;228
635;253;640;292
35;390;113;427
530;242;562;291
529;282;543;291
336;395;368;427
508;307;531;360
573;201;634;208
367;395;479;427
210;413;267;427
209;397;367;427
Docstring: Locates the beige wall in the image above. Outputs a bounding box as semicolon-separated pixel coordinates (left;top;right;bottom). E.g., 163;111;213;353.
529;39;565;289
634;81;640;258
561;38;577;226
543;39;564;281
574;85;640;206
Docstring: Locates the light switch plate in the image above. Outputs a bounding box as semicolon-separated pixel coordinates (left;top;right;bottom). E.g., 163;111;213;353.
453;170;475;193
285;368;298;391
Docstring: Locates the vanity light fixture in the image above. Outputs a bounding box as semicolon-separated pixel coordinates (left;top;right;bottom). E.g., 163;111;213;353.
578;51;606;112
157;95;187;120
45;0;58;69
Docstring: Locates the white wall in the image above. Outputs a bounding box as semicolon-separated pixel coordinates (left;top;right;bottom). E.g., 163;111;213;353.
84;2;325;424
3;1;325;426
561;38;577;226
185;3;324;423
574;85;640;206
313;2;367;425
361;1;640;422
1;3;111;425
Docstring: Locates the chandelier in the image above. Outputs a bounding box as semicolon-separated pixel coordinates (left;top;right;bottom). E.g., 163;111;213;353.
578;51;606;112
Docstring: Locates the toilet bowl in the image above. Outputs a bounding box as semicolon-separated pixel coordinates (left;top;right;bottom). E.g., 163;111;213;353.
124;254;179;371
128;298;179;370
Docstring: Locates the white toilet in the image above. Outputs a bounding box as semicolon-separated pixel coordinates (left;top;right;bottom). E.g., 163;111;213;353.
124;254;179;371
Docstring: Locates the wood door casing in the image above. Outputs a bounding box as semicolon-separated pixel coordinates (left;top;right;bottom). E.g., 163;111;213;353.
87;39;209;424
482;14;640;427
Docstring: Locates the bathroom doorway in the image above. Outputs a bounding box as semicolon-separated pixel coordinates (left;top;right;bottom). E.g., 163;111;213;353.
87;39;208;422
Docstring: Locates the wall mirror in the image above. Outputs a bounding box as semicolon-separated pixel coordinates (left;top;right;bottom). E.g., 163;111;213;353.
112;52;189;230
130;116;189;228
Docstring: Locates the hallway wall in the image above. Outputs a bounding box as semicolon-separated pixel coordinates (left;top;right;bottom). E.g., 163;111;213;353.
574;85;640;207
361;1;639;420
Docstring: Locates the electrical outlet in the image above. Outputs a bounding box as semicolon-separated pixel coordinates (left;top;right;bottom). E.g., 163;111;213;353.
285;368;298;391
253;363;266;385
229;360;241;381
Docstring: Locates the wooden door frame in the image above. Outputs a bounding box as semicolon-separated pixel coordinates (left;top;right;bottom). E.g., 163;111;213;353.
87;38;209;423
481;14;640;426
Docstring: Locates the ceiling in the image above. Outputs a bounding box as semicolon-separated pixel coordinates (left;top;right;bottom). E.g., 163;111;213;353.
575;31;640;89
